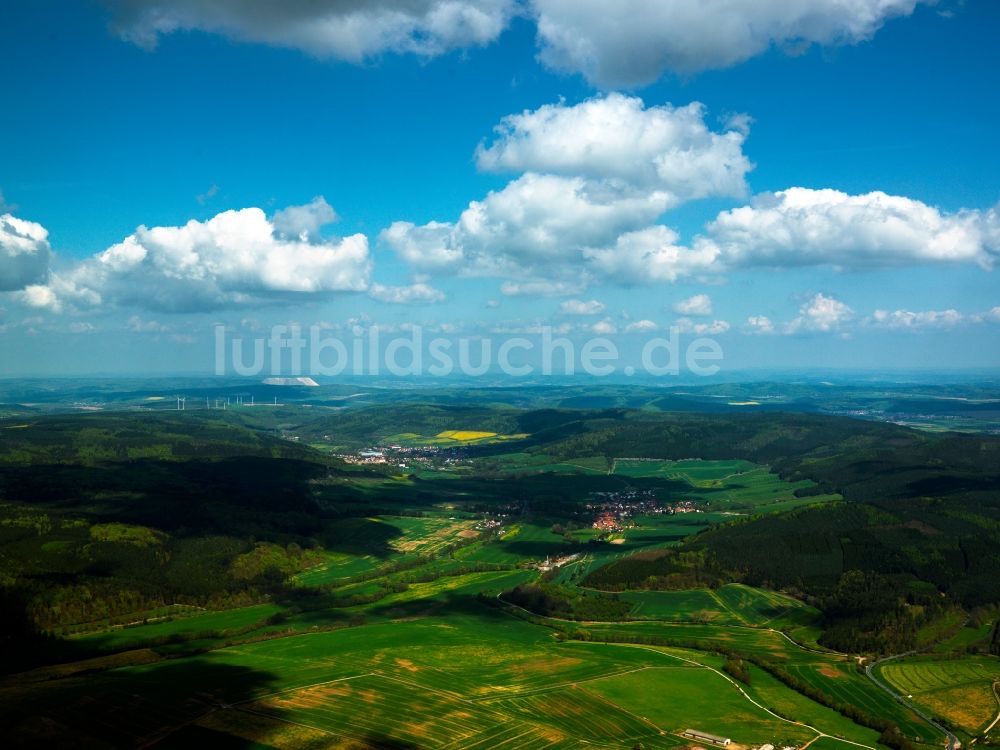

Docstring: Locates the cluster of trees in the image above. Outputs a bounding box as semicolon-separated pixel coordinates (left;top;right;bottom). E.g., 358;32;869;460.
583;549;723;592
228;542;325;581
722;655;751;685
501;583;632;621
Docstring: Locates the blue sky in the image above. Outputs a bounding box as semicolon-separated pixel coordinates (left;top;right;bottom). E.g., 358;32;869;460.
1;0;999;376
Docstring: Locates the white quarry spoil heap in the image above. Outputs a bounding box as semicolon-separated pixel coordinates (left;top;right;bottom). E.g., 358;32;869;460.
262;377;320;387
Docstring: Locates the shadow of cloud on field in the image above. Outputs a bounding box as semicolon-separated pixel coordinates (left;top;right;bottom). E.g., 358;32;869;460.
3;659;280;749
362;736;422;750
364;591;519;627
315;515;408;560
155;723;424;750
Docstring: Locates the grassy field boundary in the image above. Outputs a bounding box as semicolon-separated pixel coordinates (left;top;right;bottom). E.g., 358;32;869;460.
596;643;878;750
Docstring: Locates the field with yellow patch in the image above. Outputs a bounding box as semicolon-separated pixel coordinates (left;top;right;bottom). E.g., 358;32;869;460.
387;516;480;555
879;657;1000;733
436;430;498;441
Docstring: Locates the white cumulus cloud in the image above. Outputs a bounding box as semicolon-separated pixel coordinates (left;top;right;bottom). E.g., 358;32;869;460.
673;293;712;316
867;308;964;330
29;202;370;313
560;298;605;315
272;196;338;241
785;293;853;334
126;315;171;333
499;278;585;297
17;284;60;311
674;317;729;335
744;315;775;335
624;319;658;333
532;0;929;87
476;94;751;201
582;226;719;285
1;213;51;292
105;0;517;60
368;282;445;304
705;188;1000;270
590;318;617;335
383;172;673;281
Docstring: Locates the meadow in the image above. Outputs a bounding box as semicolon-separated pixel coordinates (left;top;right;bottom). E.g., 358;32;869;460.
878;658;1000;736
615;584;821;629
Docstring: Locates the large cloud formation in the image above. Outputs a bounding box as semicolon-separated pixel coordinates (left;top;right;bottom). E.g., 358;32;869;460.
382;94;750;291
24;199;370;313
706;188;1000;270
103;1;930;88
571;188;1000;284
0;214;51;292
475;95;751;199
532;0;929;87
384;95;1000;292
104;0;516;59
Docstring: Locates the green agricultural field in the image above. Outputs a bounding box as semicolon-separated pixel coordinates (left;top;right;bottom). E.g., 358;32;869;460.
4;610;917;749
614;584;821;629
357;569;532;618
486;683;666;744
304;514;480;577
383;515;481;555
564;620;821;663
713;584;822;628
613;458;758;483
510;614;936;742
464;521;573;565
786;662;935;741
71;603;284;652
740;663;885;747
619;588;744;623
878;657;1000;735
293;549;383;586
583;658;816;746
932;620;994;653
606;459;841;517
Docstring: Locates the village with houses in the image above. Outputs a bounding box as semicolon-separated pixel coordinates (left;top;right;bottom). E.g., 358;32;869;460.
585;489;705;532
334;443;470;471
